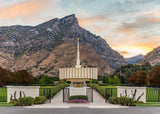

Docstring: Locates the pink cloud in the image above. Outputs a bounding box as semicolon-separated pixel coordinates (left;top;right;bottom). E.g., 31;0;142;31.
0;0;50;19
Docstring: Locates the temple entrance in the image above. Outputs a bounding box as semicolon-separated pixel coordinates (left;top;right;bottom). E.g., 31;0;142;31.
63;87;93;102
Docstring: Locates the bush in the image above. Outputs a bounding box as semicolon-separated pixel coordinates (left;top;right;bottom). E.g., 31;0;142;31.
39;83;69;99
17;97;34;106
85;81;89;84
66;81;71;84
34;96;47;104
87;83;106;97
108;96;135;106
136;101;144;103
69;95;88;101
109;96;119;104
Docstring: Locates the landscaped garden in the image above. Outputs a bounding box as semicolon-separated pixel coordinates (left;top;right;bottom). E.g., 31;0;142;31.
68;95;89;103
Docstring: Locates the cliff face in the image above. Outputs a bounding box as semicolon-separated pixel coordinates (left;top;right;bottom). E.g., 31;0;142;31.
0;14;126;76
139;46;160;65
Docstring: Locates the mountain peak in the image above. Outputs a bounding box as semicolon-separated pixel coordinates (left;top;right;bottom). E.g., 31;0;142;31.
0;14;127;76
61;14;78;24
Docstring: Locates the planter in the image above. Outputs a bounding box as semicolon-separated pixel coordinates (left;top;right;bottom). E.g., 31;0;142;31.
68;99;89;103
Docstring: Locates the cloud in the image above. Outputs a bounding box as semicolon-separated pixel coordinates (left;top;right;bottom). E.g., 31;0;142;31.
120;51;130;55
78;15;112;36
0;0;50;19
139;18;160;22
145;9;160;18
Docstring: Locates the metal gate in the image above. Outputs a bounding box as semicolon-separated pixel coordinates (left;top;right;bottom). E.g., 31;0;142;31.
63;87;93;102
147;88;160;102
86;88;93;102
105;88;117;102
63;88;70;102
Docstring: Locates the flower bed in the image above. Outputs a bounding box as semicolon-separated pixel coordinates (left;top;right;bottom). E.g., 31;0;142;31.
68;99;89;103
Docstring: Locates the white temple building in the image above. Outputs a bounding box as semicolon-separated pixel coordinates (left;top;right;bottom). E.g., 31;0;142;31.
59;38;98;82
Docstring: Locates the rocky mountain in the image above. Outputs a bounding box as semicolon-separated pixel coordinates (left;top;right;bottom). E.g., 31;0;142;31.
139;46;160;66
0;14;126;76
125;54;144;64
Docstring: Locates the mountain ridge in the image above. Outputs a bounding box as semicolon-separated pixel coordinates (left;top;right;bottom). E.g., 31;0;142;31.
0;14;127;76
139;46;160;65
125;54;144;64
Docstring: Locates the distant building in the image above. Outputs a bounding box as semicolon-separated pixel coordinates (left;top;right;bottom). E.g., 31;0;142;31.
59;38;98;82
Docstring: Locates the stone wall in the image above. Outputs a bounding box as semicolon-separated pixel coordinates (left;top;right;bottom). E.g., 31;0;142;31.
7;86;40;103
117;86;146;103
69;87;88;96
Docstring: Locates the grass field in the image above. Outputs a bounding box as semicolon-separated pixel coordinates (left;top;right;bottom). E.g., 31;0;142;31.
0;88;7;102
101;86;117;97
146;88;160;102
0;102;14;107
136;102;160;107
100;86;116;89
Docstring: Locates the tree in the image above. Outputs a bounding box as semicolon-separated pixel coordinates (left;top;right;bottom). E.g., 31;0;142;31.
0;79;2;87
137;71;147;85
108;78;113;84
112;76;121;84
0;67;13;85
125;69;133;84
128;71;148;85
16;70;34;85
103;76;109;84
148;66;160;86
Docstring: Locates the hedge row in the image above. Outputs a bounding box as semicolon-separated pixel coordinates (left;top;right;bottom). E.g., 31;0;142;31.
10;96;47;106
40;83;69;99
69;95;88;100
87;83;106;98
34;96;47;104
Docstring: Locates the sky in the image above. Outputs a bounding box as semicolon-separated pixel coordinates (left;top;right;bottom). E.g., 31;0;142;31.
0;0;160;58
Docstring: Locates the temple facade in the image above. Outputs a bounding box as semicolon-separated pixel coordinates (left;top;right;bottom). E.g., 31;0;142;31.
59;38;98;82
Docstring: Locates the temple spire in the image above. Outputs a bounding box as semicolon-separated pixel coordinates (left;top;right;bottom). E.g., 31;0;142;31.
75;38;81;68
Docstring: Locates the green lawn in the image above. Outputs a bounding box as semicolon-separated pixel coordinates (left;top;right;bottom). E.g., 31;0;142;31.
100;86;117;89
0;102;14;107
146;88;160;102
136;102;160;107
0;88;7;102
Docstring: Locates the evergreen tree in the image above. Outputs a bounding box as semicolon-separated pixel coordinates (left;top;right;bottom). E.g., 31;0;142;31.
112;76;121;84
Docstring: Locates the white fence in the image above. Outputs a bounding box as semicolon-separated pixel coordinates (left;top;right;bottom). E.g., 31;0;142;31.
117;86;146;103
7;86;40;103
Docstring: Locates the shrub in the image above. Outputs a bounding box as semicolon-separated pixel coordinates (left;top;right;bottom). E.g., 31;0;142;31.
136;101;144;103
66;81;71;84
39;83;69;99
108;96;135;106
86;81;89;83
16;97;34;106
109;96;119;104
34;96;47;104
69;95;88;101
87;83;106;97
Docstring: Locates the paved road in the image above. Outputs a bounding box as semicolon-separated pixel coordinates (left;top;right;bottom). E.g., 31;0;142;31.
0;107;160;114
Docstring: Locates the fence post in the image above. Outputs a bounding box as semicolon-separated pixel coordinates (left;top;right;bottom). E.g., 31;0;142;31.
49;88;51;103
92;88;93;102
63;88;64;102
158;89;160;102
105;88;107;103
